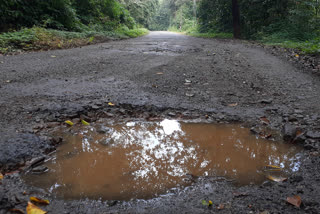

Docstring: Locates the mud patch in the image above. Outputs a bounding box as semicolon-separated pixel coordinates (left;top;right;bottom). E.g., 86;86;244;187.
23;120;302;201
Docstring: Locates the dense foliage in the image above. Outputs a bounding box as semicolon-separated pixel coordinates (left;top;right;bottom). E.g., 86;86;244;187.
0;0;136;32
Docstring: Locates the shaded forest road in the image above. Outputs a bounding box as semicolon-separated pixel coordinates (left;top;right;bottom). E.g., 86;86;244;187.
1;32;320;213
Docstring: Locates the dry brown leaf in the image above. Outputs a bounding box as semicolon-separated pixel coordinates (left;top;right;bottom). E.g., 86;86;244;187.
217;204;225;210
0;173;3;180
287;195;302;208
26;202;47;214
296;129;304;137
228;103;238;107
267;175;287;182
9;208;24;214
260;116;270;125
30;197;50;205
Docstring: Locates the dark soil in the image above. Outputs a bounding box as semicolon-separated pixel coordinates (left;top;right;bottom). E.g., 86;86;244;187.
0;31;320;213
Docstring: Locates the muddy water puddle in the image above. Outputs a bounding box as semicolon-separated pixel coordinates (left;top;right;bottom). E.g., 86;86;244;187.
24;120;302;200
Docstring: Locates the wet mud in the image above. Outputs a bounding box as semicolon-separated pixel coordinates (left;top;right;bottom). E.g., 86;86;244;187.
0;31;320;213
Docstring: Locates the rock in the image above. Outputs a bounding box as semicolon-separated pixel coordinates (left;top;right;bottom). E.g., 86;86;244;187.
250;127;259;135
282;123;297;141
31;166;48;174
167;112;176;117
290;175;303;183
97;125;112;134
91;105;100;110
185;92;195;97
303;139;318;150
260;98;273;104
306;131;320;139
30;157;46;168
99;138;114;146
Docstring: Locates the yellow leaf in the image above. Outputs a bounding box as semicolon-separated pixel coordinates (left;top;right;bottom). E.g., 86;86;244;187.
0;173;3;180
208;200;213;206
295;54;299;58
108;102;115;106
65;120;74;126
81;120;90;126
266;165;281;169
30;197;50;205
26;202;47;214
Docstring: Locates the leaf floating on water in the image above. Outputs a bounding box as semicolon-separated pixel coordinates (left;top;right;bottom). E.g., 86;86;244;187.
108;102;115;106
65;120;74;126
26;202;47;214
260;116;270;125
228;103;238;107
267;175;287;182
287;195;302;208
81;120;90;126
30;197;50;205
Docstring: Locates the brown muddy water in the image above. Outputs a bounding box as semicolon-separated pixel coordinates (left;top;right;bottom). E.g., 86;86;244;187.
23;120;302;200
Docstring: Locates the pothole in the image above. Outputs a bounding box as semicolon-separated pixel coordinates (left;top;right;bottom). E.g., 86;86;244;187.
23;119;302;201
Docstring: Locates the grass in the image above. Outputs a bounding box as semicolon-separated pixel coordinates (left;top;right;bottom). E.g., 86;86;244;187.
187;32;233;39
262;39;320;55
0;27;149;54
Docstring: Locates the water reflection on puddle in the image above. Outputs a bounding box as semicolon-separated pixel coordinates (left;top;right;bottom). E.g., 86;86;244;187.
23;120;302;200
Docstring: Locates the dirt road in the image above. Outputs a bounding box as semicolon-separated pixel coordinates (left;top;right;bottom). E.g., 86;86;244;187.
0;32;319;213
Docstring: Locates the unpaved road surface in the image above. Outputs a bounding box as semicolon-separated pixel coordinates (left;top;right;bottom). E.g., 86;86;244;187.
1;31;320;213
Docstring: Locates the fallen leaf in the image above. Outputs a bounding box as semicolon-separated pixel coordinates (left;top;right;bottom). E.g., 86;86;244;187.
296;129;304;137
267;175;287;182
0;173;3;180
81;120;90;126
30;197;49;205
9;208;25;213
65;120;74;126
108;102;115;106
228;103;238;107
50;55;56;58
156;72;164;75
217;204;225;210
208;200;213;207
286;195;302;208
202;200;208;206
265;165;281;170
260;116;270;125
295;54;299;58
26;202;47;214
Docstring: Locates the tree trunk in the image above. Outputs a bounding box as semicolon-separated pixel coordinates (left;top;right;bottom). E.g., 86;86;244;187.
232;0;241;39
